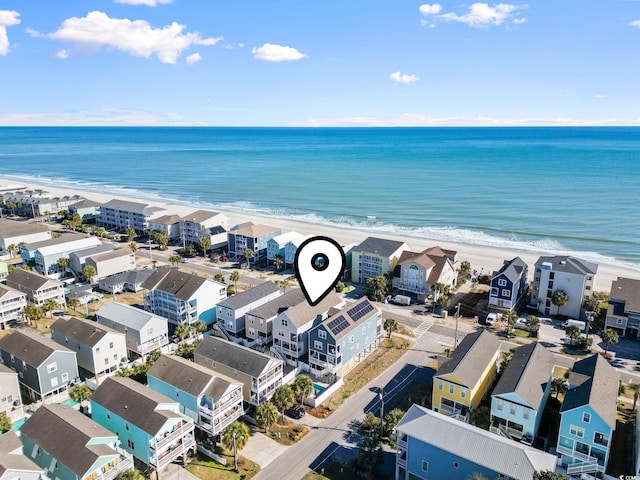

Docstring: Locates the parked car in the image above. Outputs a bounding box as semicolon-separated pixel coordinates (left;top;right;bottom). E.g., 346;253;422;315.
284;405;305;419
485;313;498;325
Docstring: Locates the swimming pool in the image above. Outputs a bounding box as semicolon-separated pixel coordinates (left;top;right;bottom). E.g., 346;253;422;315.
313;383;327;397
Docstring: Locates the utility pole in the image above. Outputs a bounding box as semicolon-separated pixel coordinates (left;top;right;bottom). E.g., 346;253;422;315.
379;389;384;437
454;303;461;348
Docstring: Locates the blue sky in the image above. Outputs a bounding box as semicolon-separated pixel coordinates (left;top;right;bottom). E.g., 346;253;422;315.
1;1;639;126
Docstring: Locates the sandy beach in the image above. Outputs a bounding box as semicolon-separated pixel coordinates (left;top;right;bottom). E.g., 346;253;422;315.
3;176;639;293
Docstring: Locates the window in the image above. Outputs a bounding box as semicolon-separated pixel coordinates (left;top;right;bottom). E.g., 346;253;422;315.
438;380;443;391
47;362;58;373
248;328;255;336
314;340;323;350
107;413;111;420
109;341;114;348
147;328;153;335
127;439;135;449
319;330;327;339
501;289;510;296
422;461;428;472
594;432;609;446
510;404;516;415
282;318;288;327
497;399;503;410
125;423;129;431
583;412;591;423
498;279;507;287
51;377;58;387
96;347;100;352
570;425;585;438
491;287;498;296
460;389;466;399
449;384;454;394
278;330;285;337
61;373;68;382
105;358;109;365
349;335;354;343
617;318;623;325
523;408;529;419
453;462;459;469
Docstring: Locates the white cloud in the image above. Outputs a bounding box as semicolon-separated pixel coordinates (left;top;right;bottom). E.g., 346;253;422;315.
114;0;174;6
439;3;526;28
185;52;201;64
54;49;69;59
0;109;203;126
419;4;442;15
390;71;420;85
513;17;527;24
593;94;605;99
290;114;640;127
36;11;221;63
630;20;640;27
0;10;20;56
252;43;306;62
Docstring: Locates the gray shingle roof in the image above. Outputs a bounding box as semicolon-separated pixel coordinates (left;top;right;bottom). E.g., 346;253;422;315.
0;430;44;477
492;343;555;409
181;210;223;224
20;404;117;477
5;268;61;292
0;283;25;302
141;266;209;301
230;222;280;237
561;354;618;429
69;198;101;209
0;329;74;367
246;288;307;319
148;355;240;400
397;405;557;480
150;214;182;226
494;256;529;282
51;316;122;348
90;247;133;262
435;329;500;387
100;199;164;216
195;336;282;379
609;277;640;314
218;281;280;310
535;255;598;276
353;236;408;258
91;376;181;435
0;219;49;239
99;269;153;287
279;291;342;328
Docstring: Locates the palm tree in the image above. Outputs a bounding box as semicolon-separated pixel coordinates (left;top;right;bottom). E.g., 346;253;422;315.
276;278;292;293
0;412;11;433
526;315;541;337
23;304;44;328
230;270;240;289
42;298;59;318
82;265;97;283
168;255;183;266
504;310;518;335
254;402;278;433
116;470;146;480
601;328;619;354
551;290;569;315
174;324;190;341
551;377;568;399
383;317;398;337
274;253;284;271
67;297;80;314
6;202;16;216
125;227;136;242
69;384;92;402
214;273;225;283
565;325;581;342
128;241;137;252
243;248;254;268
198;236;211;258
56;257;70;274
222;421;249;472
629;383;640;409
292;375;314;405
271;385;295;419
190;320;207;336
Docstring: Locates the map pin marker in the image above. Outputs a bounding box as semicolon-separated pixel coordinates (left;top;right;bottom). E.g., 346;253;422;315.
294;236;346;306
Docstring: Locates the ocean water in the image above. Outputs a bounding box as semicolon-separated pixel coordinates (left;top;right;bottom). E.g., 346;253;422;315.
0;127;639;270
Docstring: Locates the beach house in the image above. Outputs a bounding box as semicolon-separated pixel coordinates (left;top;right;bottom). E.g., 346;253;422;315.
0;330;78;404
97;199;166;234
272;291;345;366
490;343;555;444
392;246;458;302
50;316;128;381
395;404;557;480
194;337;283;406
0;364;24;423
0;190;83;219
95;302;169;360
147;355;244;437
68;244;116;276
350;236;410;283
227;222;281;265
179;210;230;249
5;269;65;308
67;198;101;222
267;231;306;267
20;233;98;264
142;266;226;328
84;248;136;282
32;235;102;277
245;288;308;346
307;297;382;378
215;281;281;338
556;354;618;478
0;430;47;480
605;277;640;339
488;256;529;312
0;283;27;329
148;214;182;241
284;234;311;268
19;404;133;480
0;219;50;255
98;269;154;294
530;255;598;319
90;376;196;473
432;329;501;422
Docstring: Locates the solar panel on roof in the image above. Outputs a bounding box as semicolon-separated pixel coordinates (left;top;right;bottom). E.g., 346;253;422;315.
327;315;350;335
348;301;374;321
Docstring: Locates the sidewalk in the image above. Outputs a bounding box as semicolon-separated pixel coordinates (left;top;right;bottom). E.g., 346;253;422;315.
240;427;289;468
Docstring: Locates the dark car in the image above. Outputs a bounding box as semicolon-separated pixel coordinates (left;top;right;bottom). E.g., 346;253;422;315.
284;405;305;419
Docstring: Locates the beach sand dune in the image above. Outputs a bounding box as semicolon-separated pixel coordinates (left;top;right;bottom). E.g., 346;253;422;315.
4;177;639;293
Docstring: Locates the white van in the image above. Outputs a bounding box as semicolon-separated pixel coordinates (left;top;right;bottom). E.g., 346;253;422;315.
562;319;586;332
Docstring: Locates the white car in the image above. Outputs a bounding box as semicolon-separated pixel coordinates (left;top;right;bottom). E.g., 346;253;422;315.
485;313;498;325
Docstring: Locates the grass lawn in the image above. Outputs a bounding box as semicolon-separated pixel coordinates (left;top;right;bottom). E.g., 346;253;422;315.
327;335;415;410
266;419;309;446
187;452;259;480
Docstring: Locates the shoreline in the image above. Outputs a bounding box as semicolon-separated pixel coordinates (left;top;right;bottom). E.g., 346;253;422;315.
3;176;639;292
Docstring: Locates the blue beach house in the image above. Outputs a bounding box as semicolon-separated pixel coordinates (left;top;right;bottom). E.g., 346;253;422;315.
488;256;529;312
267;231;305;267
556;354;617;478
395;404;557;480
490;342;555;444
228;222;281;265
307;297;381;378
91;376;196;474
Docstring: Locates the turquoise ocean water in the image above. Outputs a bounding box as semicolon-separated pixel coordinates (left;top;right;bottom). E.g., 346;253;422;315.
0;127;639;270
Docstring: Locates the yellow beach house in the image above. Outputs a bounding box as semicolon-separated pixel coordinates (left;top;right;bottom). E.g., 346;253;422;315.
432;329;501;422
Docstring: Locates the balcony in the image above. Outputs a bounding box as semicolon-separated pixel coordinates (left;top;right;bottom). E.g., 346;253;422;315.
94;451;134;480
396;450;407;468
398;283;426;294
556;445;604;474
438;403;462;417
153;435;196;471
150;421;195;452
198;396;242;421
